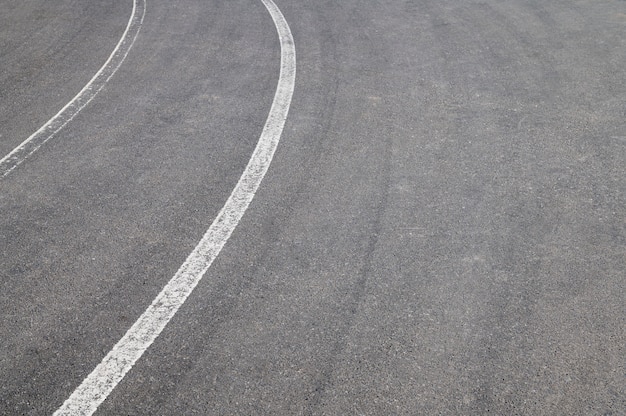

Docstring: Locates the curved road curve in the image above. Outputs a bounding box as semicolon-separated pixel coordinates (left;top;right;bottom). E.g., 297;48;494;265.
1;0;624;414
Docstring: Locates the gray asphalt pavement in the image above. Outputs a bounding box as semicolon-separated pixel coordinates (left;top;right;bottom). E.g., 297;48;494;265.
1;0;624;414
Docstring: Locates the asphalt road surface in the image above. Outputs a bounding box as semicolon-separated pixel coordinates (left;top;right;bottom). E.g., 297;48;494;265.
1;0;625;414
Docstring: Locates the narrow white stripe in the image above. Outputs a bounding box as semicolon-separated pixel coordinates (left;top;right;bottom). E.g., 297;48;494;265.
0;0;146;178
53;0;295;414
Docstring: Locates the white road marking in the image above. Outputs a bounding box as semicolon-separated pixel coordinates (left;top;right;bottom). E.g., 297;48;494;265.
53;0;295;414
0;0;146;179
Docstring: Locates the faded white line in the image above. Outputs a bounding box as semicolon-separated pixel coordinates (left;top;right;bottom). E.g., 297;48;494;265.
0;0;146;178
53;0;295;414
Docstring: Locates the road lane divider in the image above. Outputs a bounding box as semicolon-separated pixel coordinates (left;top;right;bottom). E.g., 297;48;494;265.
53;0;295;413
0;0;146;179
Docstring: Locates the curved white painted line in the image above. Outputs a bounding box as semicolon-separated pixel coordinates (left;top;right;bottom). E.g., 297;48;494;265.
0;0;146;178
53;0;295;414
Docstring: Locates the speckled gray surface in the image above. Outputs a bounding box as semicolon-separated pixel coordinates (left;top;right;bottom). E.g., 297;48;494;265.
1;0;624;414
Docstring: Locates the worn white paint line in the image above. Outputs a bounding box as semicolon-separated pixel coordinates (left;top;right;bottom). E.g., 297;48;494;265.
53;0;295;414
0;0;146;179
